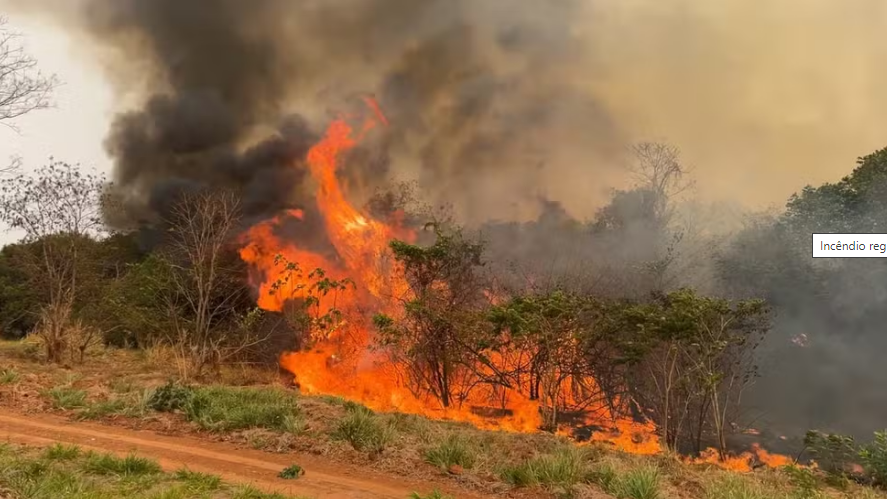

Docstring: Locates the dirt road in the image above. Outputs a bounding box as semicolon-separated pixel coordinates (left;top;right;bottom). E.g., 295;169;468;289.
0;410;482;499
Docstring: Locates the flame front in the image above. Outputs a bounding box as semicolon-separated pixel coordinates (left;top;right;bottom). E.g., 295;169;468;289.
238;100;789;465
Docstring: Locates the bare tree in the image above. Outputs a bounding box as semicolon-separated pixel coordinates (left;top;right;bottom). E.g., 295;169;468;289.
627;142;694;228
0;17;59;175
0;17;57;126
160;189;261;378
0;160;105;362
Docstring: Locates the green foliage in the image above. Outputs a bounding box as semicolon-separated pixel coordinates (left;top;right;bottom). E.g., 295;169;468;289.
859;431;887;486
332;404;396;454
183;385;302;432
804;430;858;479
610;466;661;499
174;468;223;492
277;464;305;480
231;485;296;499
785;147;887;233
423;434;477;470
409;491;454;499
375;223;489;409
45;386;87;409
42;444;81;461
500;446;595;493
782;465;822;498
0;367;19;384
704;475;776;499
148;381;195;412
615;289;770;453
269;256;355;349
82;452;162;477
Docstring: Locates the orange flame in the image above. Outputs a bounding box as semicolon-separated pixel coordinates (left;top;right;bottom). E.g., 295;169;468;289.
238;98;791;465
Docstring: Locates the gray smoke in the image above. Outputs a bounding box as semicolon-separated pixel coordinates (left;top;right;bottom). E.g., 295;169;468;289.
36;0;623;230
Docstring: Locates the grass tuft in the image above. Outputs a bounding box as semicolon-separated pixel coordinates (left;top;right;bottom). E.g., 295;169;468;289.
46;386;88;409
501;446;595;492
424;434;476;470
42;443;81;461
82;451;162;477
332;405;395;454
611;466;661;499
231;485;294;498
0;367;19;384
174;468;223;492
184;385;303;432
410;491;454;499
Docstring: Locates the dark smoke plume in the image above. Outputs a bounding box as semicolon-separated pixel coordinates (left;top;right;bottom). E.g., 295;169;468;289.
47;0;623;231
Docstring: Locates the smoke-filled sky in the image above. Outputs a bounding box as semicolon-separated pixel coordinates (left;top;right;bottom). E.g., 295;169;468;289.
1;0;886;230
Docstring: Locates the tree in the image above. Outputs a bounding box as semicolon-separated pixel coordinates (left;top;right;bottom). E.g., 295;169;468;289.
0;161;105;362
617;289;770;456
268;255;355;350
373;224;489;409
489;290;604;430
625;142;693;228
158;189;259;378
0;17;59;174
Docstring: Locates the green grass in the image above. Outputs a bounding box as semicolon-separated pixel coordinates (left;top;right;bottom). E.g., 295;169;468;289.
0;367;19;384
0;444;307;499
410;491;454;499
610;466;661;499
174;468;223;493
704;475;777;499
231;485;296;499
82;451;163;477
424;434;477;470
501;446;595;490
183;385;304;433
45;385;88;409
278;464;304;479
41;443;81;461
332;405;396;454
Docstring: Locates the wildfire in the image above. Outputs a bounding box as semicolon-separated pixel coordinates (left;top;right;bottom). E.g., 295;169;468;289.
688;444;794;472
237;98;792;467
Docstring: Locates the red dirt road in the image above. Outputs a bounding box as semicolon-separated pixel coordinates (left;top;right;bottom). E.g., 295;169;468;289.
0;410;483;499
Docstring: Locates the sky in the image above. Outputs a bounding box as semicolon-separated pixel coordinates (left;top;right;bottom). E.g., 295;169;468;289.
0;13;113;175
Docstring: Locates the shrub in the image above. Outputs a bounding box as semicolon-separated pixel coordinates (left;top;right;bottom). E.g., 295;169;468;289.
804;430;858;479
332;405;395;454
424;434;477;470
859;431;887;487
148;381;195;412
278;464;305;480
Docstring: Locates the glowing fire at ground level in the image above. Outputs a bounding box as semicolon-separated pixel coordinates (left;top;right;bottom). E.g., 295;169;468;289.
238;99;794;473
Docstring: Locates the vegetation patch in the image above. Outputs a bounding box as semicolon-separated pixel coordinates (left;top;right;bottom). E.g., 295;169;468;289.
332;404;396;454
278;464;305;480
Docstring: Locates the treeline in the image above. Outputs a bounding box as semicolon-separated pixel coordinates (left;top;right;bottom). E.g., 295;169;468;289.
373;224;769;458
5;144;887;456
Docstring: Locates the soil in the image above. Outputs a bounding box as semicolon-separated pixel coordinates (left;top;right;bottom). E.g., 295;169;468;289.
0;409;486;499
